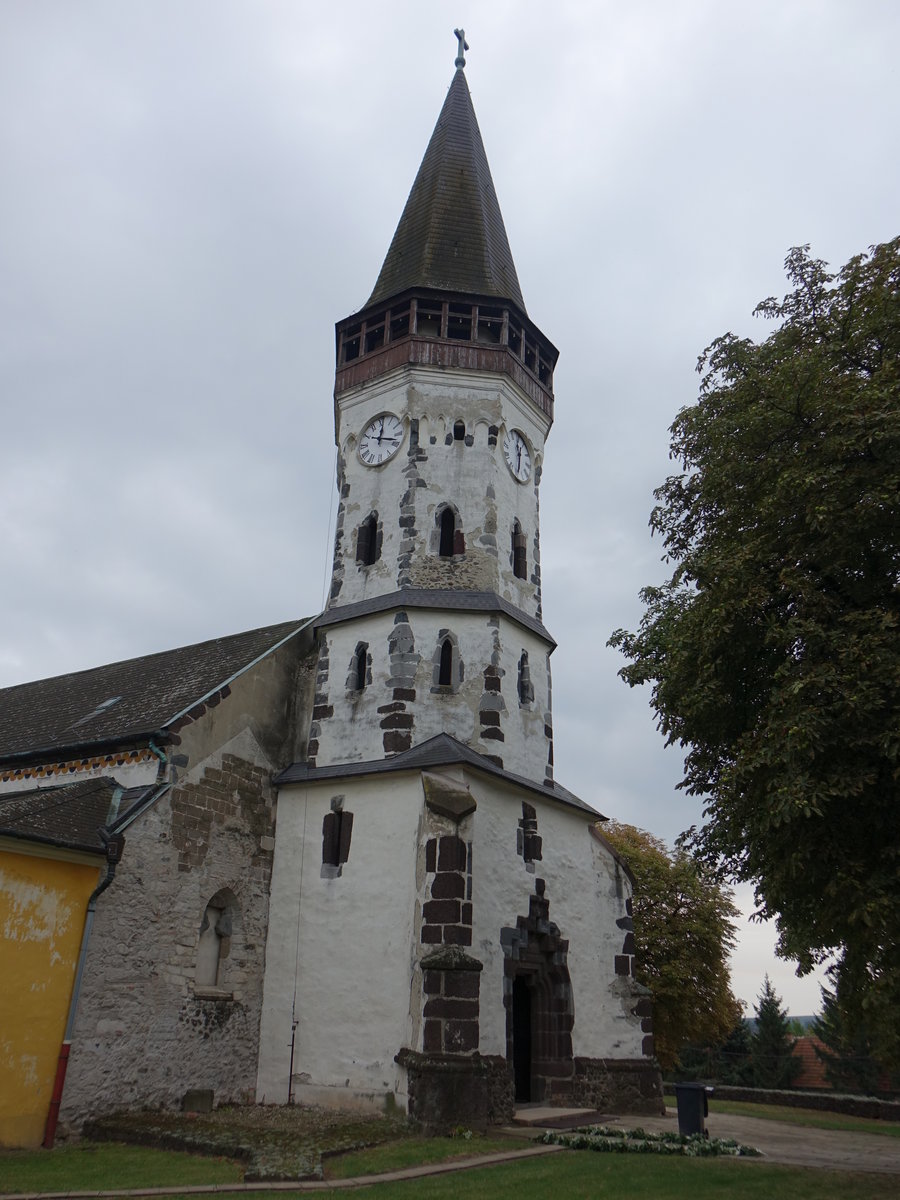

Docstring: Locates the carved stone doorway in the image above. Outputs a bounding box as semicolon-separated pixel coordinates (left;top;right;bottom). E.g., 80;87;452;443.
502;881;574;1104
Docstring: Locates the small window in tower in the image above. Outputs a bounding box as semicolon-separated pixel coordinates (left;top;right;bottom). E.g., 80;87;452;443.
453;420;466;441
507;319;522;357
439;507;456;557
322;796;353;877
438;638;454;687
538;354;552;388
356;512;381;567
512;521;527;580
523;335;537;373
518;650;535;706
517;802;542;866
349;642;368;692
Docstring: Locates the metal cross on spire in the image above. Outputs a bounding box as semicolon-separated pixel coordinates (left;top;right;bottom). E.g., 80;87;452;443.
453;28;469;69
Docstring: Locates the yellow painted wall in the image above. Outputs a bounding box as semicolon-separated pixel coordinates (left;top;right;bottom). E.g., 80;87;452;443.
0;846;100;1148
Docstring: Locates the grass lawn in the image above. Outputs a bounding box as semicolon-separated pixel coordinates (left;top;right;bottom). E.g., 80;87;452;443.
664;1095;900;1138
323;1133;517;1179
0;1141;242;1193
328;1156;900;1198
3;1143;899;1200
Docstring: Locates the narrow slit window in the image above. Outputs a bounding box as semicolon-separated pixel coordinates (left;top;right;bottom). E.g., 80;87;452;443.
512;521;527;580
356;512;380;566
518;650;534;705
439;508;456;557
438;639;453;687
354;643;368;691
322;799;353;872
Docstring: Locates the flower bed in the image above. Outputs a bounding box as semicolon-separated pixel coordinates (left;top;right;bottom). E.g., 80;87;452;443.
539;1125;761;1157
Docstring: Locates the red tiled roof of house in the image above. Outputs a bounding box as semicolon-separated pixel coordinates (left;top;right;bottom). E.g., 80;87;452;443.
792;1034;830;1089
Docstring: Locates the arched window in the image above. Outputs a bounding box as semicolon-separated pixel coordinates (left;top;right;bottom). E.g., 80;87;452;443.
439;507;456;557
512;521;527;580
453;420;466;441
518;651;535;705
438;638;454;687
356;512;380;566
353;642;368;691
196;889;236;992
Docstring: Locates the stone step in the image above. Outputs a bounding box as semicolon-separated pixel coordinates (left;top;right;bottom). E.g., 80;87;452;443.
512;1105;606;1128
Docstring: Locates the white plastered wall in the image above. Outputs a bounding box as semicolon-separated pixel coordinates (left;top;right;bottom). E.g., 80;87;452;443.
464;774;645;1062
256;773;424;1109
313;611;552;781
257;762;644;1113
332;365;551;617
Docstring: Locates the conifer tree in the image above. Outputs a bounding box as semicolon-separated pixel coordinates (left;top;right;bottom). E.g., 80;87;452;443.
751;975;798;1089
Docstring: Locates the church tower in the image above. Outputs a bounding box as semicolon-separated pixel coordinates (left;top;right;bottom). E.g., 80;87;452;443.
308;49;558;785
257;39;660;1128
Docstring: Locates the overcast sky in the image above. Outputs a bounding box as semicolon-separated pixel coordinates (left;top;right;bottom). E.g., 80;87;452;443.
2;0;897;1017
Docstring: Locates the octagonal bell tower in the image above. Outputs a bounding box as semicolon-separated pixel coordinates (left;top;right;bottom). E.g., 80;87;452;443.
308;52;560;786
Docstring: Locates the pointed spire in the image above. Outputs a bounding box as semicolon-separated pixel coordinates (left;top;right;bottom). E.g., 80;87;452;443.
365;67;526;313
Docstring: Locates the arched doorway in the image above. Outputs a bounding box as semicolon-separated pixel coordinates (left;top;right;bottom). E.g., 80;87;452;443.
502;881;574;1104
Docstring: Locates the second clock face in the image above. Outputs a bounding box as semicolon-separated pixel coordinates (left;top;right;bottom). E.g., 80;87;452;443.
503;428;532;482
359;413;404;466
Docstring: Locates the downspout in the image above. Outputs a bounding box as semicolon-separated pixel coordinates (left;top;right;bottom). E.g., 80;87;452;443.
148;737;168;780
42;824;126;1149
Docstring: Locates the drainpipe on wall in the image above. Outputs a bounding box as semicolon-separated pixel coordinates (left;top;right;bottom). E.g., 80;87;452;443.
42;827;126;1149
148;736;168;780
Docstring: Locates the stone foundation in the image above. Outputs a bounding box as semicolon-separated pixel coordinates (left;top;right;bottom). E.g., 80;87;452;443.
397;1049;513;1133
571;1057;664;1114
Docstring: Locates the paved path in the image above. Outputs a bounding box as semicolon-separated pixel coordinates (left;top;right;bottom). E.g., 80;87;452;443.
609;1109;900;1176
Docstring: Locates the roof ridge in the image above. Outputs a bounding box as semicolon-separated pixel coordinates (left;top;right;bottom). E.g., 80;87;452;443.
0;618;310;695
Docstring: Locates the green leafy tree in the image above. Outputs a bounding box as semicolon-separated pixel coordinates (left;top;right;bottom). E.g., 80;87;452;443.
751;975;798;1089
609;240;900;1065
600;822;742;1070
813;980;897;1096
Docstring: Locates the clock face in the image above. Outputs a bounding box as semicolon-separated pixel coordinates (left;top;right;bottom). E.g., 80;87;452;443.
503;428;532;482
359;413;404;466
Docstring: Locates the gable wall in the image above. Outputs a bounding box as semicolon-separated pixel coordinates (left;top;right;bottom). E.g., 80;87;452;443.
57;637;316;1126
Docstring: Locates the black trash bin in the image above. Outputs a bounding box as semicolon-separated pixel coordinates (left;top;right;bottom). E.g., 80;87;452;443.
674;1083;713;1136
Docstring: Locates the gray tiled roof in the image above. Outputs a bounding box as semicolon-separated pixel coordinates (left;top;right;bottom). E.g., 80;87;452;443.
318;588;555;647
0;620;311;760
276;732;602;818
365;68;526;312
0;777;123;854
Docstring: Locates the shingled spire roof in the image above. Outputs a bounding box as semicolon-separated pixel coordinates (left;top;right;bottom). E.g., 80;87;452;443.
365;67;526;313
